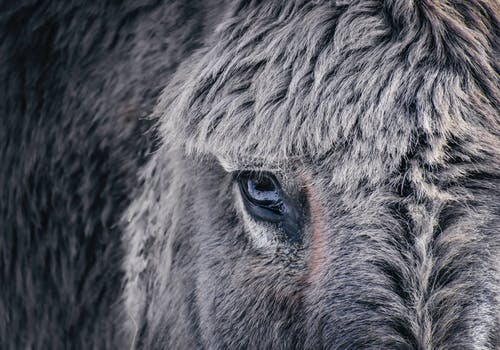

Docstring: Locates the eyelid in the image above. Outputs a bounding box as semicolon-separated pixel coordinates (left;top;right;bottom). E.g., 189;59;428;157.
233;171;287;196
217;156;240;172
216;155;284;174
233;170;269;181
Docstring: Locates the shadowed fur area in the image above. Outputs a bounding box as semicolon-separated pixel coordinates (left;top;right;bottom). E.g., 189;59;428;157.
1;0;499;349
1;1;218;348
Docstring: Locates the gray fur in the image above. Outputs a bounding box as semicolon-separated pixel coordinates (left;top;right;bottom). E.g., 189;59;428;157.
1;0;498;349
1;1;217;348
125;0;499;349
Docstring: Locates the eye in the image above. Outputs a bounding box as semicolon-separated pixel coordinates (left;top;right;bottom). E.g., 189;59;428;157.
238;172;284;220
236;171;302;244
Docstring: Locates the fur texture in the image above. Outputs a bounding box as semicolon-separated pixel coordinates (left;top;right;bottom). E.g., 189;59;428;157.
1;0;499;349
0;1;218;348
125;0;500;349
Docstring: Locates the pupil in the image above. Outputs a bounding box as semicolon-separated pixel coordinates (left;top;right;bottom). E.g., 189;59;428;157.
247;177;280;203
253;177;273;191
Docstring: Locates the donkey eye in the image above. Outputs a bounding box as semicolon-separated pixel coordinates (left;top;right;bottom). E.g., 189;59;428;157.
236;171;303;244
237;172;285;221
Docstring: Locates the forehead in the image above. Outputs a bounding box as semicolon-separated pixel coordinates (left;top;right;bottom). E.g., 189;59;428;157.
157;1;448;174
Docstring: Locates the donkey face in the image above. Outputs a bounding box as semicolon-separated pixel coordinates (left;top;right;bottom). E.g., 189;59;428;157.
123;1;500;348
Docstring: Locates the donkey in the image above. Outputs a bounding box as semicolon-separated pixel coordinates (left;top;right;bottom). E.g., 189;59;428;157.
1;0;499;349
123;0;500;348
